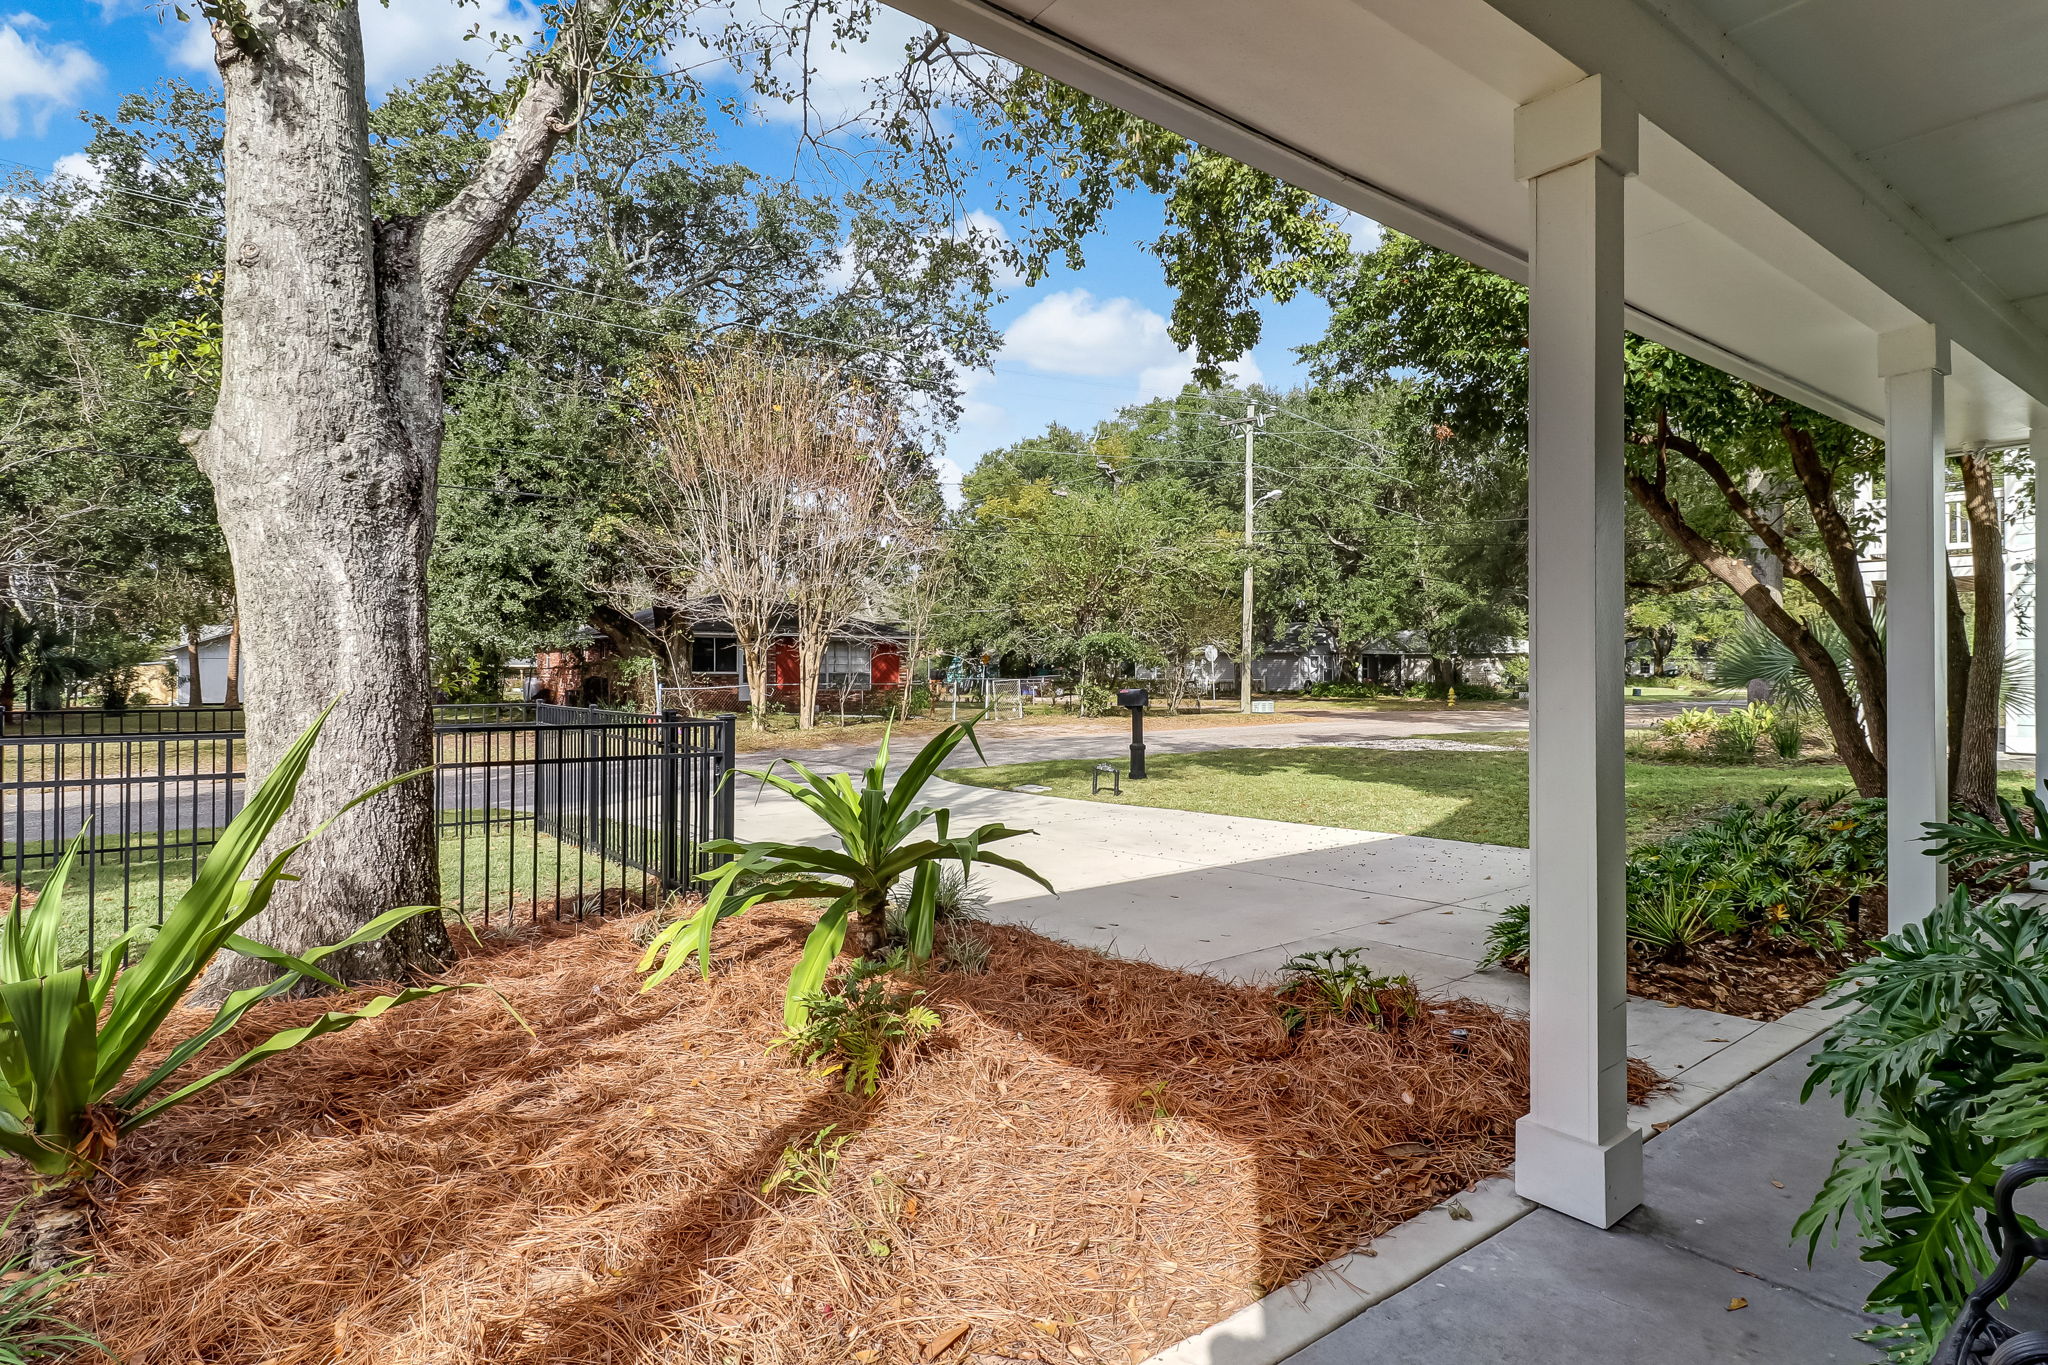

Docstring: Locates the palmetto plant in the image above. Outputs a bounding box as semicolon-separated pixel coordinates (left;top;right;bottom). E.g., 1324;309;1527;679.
1;706;460;1263
640;718;1050;1025
1717;612;2035;719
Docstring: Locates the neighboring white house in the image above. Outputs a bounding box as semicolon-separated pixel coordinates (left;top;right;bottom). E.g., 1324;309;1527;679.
1856;476;2038;755
156;626;235;706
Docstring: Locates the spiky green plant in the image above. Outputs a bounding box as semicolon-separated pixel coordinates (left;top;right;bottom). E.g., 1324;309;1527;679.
639;718;1050;1025
0;705;460;1208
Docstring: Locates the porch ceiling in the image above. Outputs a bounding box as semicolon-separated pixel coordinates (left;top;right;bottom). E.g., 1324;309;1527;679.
888;0;2048;444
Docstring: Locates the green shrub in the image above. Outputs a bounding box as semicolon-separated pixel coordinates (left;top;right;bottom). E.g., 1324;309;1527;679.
1770;712;1805;760
1479;789;1879;969
1798;889;2048;1360
640;718;1050;1026
1401;680;1509;702
1275;947;1419;1031
1305;681;1385;699
774;953;941;1095
0;1236;100;1361
888;864;988;926
1077;683;1116;716
939;928;991;975
1707;702;1774;762
1480;903;1531;970
1654;707;1720;744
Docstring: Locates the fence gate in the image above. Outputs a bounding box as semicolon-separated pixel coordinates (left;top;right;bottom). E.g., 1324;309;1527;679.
1;710;736;964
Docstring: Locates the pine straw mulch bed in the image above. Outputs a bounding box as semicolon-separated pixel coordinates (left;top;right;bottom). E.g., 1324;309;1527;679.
47;912;1658;1365
1624;938;1846;1019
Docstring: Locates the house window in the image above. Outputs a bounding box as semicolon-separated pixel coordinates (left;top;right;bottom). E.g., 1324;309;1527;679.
1946;496;1971;550
823;640;871;689
690;636;739;674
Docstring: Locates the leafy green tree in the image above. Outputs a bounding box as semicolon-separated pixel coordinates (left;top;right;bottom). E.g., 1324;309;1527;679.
1305;231;1988;806
0;85;231;678
945;460;1237;710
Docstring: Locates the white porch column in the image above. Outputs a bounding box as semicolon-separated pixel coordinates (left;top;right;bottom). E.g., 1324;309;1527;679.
1512;74;1643;1229
2037;415;2048;822
1880;324;1951;927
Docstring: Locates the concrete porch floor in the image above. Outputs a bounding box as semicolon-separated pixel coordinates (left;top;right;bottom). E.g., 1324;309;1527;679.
1282;1041;1882;1364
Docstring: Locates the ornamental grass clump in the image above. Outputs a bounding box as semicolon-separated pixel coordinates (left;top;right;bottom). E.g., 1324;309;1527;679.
0;706;462;1266
640;717;1051;1025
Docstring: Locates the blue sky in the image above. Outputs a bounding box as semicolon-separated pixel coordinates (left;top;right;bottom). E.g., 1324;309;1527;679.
0;2;1373;494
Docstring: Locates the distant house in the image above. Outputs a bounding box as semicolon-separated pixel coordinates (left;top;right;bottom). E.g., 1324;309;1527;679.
143;626;235;705
1147;624;1523;693
531;612;907;710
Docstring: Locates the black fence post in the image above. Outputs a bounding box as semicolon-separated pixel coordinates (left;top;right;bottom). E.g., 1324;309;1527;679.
714;712;737;844
658;709;683;894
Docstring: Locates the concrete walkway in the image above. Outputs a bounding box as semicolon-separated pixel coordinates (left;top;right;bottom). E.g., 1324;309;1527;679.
1279;1042;1883;1364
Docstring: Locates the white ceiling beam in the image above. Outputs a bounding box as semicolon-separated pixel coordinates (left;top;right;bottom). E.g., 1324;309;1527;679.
1489;0;2048;405
888;0;1889;433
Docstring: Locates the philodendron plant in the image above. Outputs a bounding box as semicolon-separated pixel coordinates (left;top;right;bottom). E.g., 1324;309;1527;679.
3;705;462;1265
639;718;1050;1025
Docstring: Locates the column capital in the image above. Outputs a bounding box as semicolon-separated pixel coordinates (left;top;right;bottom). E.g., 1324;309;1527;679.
1515;74;1639;182
1878;322;1952;378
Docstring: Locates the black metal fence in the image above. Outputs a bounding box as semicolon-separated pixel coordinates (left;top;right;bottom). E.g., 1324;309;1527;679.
0;705;246;738
0;711;737;963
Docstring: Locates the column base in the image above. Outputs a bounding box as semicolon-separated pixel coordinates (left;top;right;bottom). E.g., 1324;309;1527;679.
1514;1116;1644;1228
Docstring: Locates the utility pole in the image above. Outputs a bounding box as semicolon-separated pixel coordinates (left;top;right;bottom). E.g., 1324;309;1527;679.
1230;402;1267;714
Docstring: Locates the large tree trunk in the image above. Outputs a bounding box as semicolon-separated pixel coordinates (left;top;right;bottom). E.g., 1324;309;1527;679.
735;631;772;731
198;2;444;985
1946;566;1971;790
1954;452;2006;814
195;0;585;985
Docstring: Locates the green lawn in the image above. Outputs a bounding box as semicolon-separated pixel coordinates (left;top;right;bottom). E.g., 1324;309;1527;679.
6;817;650;966
944;742;2036;848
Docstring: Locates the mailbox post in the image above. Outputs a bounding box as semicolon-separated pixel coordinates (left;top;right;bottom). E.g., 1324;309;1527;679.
1116;687;1148;778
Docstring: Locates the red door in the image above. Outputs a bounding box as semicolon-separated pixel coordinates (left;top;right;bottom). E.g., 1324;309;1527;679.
871;641;903;688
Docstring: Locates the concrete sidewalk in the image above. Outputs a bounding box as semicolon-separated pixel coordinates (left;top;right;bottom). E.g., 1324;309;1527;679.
1280;1042;1883;1364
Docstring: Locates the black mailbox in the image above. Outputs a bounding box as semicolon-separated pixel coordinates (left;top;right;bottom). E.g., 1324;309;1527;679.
1117;689;1148;778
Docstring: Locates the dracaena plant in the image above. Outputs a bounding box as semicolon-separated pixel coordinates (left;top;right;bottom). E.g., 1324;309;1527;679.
639;718;1050;1025
2;705;460;1263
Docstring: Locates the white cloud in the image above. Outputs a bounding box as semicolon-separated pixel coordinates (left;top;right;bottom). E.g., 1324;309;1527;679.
1136;353;1264;404
949;209;1021;287
953;367;1004;430
1340;210;1384;253
932;454;967;510
1000;289;1181;379
357;0;538;89
162;0;541;90
51;151;99;186
0;18;101;138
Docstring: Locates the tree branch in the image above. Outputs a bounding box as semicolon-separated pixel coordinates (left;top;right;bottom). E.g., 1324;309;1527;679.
416;1;622;306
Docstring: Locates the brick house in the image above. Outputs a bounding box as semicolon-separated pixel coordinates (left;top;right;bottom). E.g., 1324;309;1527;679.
530;612;907;712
